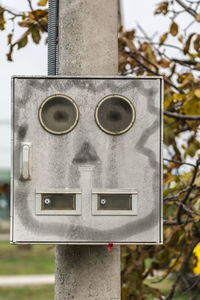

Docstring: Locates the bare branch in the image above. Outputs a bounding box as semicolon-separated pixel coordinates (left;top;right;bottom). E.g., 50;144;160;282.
27;0;33;11
177;159;200;224
180;275;193;300
165;238;200;300
164;158;196;167
184;275;200;292
153;251;183;283
172;58;198;66
165;277;179;300
0;6;23;17
175;0;197;18
127;52;181;92
177;200;200;216
164;219;194;225
164;111;200;121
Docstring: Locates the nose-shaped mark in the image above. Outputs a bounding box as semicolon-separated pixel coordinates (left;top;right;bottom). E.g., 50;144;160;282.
72;141;101;165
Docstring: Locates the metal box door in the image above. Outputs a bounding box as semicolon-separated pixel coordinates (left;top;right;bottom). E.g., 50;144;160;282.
11;76;163;244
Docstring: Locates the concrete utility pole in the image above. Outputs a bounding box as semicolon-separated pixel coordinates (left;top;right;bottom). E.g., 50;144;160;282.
54;1;120;299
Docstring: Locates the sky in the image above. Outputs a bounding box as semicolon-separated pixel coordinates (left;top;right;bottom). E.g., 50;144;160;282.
0;0;198;168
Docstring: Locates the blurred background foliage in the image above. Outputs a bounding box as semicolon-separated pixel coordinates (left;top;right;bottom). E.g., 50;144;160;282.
0;0;200;299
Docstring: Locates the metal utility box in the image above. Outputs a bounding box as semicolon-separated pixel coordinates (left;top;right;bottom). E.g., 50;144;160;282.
11;76;163;244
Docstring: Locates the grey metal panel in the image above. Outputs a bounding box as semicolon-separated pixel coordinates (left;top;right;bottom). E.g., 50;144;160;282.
11;76;163;244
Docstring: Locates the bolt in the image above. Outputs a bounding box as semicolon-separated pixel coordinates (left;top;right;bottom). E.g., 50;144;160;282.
100;199;106;205
44;198;51;205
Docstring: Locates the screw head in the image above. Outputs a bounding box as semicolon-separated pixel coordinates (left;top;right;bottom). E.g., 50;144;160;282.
100;199;106;205
44;198;51;205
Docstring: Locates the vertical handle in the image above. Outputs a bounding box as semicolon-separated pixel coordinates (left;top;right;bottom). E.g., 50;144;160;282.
21;143;31;180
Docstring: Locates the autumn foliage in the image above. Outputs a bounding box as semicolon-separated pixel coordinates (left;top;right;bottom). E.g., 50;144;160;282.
119;0;200;299
0;0;200;299
0;0;48;61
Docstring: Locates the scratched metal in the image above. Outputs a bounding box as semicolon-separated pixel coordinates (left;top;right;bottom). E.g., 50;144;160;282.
11;76;163;244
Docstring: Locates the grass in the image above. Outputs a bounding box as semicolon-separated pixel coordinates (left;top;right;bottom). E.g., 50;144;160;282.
0;242;54;275
0;285;54;300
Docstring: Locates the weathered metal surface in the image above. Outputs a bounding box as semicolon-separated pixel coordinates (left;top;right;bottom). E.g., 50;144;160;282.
55;245;121;300
11;76;163;244
58;0;118;76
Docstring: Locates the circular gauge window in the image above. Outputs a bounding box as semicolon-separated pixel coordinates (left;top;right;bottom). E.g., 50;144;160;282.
95;95;136;135
39;94;79;135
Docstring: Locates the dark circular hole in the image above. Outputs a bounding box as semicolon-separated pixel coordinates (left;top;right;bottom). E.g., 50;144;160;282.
54;111;69;122
108;111;122;122
95;95;135;135
39;95;79;135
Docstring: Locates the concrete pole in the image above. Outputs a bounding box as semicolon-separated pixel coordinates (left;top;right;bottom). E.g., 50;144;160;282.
55;1;120;300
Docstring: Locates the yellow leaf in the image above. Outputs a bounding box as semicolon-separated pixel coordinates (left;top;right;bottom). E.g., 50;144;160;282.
184;33;195;54
154;2;169;15
195;89;200;98
196;13;200;22
159;32;168;45
183;98;200;115
178;35;183;43
178;73;194;89
170;22;178;36
159;58;171;68
164;97;173;110
194;34;200;52
38;0;48;6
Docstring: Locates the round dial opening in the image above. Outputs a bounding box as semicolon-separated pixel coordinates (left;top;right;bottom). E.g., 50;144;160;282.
95;95;136;135
39;94;79;135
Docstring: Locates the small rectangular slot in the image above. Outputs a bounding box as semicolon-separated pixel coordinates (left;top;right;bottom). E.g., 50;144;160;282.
98;194;132;210
92;189;137;216
41;193;76;210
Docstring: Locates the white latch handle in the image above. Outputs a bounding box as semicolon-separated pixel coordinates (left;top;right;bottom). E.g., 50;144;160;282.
21;144;30;180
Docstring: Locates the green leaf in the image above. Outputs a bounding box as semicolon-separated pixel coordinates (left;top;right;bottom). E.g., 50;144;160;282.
144;258;158;270
31;27;41;44
17;35;28;49
164;126;175;146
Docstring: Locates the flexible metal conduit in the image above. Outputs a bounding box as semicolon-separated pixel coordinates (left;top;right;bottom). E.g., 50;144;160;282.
48;0;58;75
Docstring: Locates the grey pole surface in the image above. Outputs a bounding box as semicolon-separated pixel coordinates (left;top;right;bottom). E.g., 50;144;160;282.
55;1;120;299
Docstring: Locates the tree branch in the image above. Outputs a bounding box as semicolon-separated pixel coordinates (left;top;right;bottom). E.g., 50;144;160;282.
164;111;200;121
153;251;183;283
165;238;200;300
164;219;194;225
27;0;33;11
177;200;200;216
128;52;181;92
172;58;198;66
164;158;195;167
175;0;197;18
0;6;23;17
177;159;200;224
